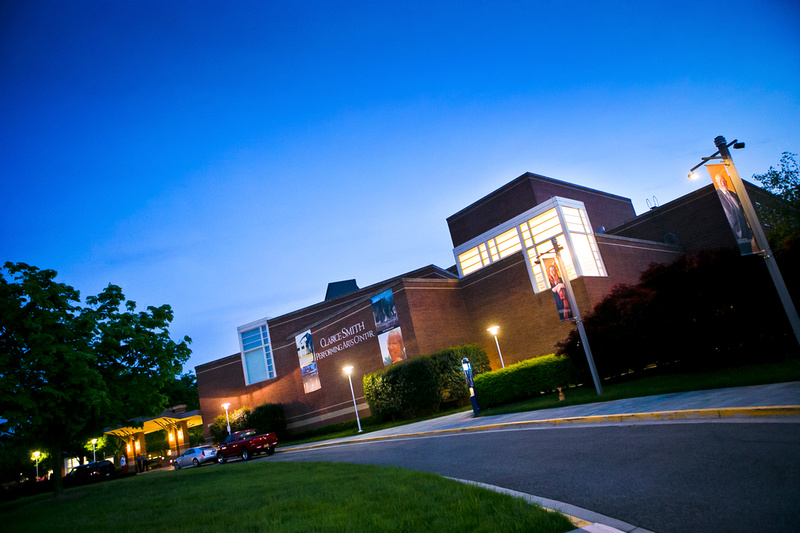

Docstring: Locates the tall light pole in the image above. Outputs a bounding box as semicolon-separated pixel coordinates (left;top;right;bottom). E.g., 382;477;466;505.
551;237;603;396
91;438;97;463
32;451;40;481
486;326;505;368
342;366;363;433
221;403;232;435
689;136;800;347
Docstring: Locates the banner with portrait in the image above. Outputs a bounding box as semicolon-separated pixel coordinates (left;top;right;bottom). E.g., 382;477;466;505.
295;330;321;393
370;289;406;365
706;164;757;256
542;257;574;321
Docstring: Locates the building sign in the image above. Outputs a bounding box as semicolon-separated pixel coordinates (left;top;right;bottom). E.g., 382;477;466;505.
543;258;573;321
314;321;376;360
295;330;321;394
707;164;757;256
371;289;406;365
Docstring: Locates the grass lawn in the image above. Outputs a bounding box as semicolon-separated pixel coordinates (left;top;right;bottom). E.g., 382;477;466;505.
0;462;574;533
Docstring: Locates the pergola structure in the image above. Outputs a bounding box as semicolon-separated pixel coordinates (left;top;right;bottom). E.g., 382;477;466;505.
104;405;203;467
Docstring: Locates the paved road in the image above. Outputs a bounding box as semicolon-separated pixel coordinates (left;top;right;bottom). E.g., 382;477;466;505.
272;420;799;533
271;382;800;532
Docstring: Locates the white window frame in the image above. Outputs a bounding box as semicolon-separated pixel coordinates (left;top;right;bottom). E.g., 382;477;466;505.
452;197;607;293
237;319;276;386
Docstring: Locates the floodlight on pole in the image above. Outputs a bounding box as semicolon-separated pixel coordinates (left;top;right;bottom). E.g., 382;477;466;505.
342;366;363;433
689;136;800;348
91;438;97;463
486;326;505;368
221;403;232;435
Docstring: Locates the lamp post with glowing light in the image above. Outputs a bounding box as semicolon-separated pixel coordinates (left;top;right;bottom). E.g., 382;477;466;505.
91;438;97;463
32;451;40;480
342;366;363;433
221;403;232;435
689;136;800;347
486;326;505;368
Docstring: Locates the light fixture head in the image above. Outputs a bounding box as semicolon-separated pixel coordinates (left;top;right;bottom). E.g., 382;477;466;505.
688;171;701;180
733;142;745;149
487;325;500;336
343;365;354;375
221;402;230;410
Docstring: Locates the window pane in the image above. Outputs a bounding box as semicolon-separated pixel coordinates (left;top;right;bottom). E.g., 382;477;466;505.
243;348;268;384
571;233;600;277
529;208;561;244
495;227;521;258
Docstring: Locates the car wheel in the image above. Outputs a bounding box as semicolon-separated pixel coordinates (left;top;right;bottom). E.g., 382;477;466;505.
266;445;275;456
217;453;226;464
174;463;181;470
241;447;249;461
193;458;200;468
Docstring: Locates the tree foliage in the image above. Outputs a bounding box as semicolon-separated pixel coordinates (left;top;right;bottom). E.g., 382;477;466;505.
0;262;191;495
557;245;798;379
753;152;800;248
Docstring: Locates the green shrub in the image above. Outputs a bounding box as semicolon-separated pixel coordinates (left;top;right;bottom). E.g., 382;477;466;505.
363;343;492;419
247;403;287;441
474;354;575;409
209;407;251;444
427;343;491;403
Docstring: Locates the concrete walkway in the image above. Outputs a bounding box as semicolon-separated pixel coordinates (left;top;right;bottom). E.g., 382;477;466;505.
277;381;800;532
280;381;800;452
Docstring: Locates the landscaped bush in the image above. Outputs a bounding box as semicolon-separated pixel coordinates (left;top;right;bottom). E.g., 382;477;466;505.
209;406;251;444
558;243;800;380
246;403;287;441
363;343;492;420
208;403;287;444
473;354;575;409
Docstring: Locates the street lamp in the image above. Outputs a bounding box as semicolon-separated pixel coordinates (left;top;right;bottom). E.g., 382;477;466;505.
689;136;800;347
91;438;97;463
486;326;505;368
221;403;232;435
32;451;40;481
550;237;603;396
342;366;363;433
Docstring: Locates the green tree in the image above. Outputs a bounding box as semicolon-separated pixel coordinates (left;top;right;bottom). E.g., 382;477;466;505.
161;372;199;411
0;262;191;496
753;152;800;247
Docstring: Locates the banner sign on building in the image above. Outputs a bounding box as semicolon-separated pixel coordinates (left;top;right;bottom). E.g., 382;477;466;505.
370;289;406;365
706;164;757;256
295;330;321;394
543;258;574;321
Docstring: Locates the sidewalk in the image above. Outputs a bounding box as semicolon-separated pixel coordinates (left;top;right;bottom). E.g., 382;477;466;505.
279;381;800;453
276;381;800;533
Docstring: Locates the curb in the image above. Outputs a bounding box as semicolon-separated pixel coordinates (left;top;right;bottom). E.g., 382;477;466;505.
447;477;654;533
277;405;800;453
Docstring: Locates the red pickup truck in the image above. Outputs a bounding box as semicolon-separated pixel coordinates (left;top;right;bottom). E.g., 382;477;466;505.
216;429;278;463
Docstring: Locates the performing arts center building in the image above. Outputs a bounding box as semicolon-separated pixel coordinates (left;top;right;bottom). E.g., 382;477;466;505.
195;171;771;438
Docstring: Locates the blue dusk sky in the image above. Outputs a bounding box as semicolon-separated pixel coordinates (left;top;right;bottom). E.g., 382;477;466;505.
2;1;799;373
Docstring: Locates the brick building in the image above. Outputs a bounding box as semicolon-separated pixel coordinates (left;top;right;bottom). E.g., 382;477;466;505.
196;172;751;437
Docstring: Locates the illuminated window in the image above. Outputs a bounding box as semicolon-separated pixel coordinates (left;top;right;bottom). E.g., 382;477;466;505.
238;323;276;385
453;197;607;293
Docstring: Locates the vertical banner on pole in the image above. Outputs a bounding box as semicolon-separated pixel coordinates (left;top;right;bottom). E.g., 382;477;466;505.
706;164;758;255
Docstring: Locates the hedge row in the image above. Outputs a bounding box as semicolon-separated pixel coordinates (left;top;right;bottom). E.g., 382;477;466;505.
209;403;287;444
363;343;491;419
473;354;575;409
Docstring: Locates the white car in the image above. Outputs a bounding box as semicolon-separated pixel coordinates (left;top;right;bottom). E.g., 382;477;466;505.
172;445;218;469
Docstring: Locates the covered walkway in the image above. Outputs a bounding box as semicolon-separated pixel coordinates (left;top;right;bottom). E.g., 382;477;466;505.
104;405;204;469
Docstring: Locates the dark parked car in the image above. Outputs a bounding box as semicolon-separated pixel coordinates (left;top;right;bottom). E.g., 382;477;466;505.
65;460;115;484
